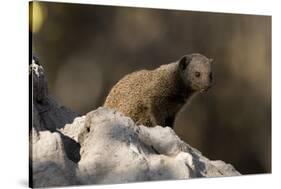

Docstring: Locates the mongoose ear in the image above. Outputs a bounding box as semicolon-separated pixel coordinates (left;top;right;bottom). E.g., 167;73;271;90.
179;55;192;70
209;58;214;63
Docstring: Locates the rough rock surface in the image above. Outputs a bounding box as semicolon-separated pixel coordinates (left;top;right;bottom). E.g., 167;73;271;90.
30;58;240;188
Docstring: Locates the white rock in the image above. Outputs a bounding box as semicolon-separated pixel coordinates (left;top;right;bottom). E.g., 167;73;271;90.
31;130;79;187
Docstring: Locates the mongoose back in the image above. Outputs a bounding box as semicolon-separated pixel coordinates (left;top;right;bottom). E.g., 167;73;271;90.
104;53;213;128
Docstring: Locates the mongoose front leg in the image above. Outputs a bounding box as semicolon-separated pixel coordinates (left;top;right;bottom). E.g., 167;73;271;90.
150;108;166;127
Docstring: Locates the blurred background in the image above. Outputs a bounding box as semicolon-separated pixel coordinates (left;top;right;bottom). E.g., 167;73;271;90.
30;2;271;174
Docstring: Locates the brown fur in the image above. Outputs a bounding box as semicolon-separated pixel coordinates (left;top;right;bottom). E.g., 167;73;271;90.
104;53;213;128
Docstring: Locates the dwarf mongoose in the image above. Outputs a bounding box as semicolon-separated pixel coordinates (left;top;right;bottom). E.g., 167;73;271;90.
104;53;213;128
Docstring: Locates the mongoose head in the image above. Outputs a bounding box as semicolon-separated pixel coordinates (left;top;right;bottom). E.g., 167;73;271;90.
178;53;213;92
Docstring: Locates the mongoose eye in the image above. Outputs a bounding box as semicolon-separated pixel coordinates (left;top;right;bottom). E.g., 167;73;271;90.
195;71;201;77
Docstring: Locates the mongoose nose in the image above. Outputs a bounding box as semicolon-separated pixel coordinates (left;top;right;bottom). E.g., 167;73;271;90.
200;84;212;93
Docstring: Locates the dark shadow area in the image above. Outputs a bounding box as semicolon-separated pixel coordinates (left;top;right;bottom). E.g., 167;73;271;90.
31;160;80;187
57;131;81;163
